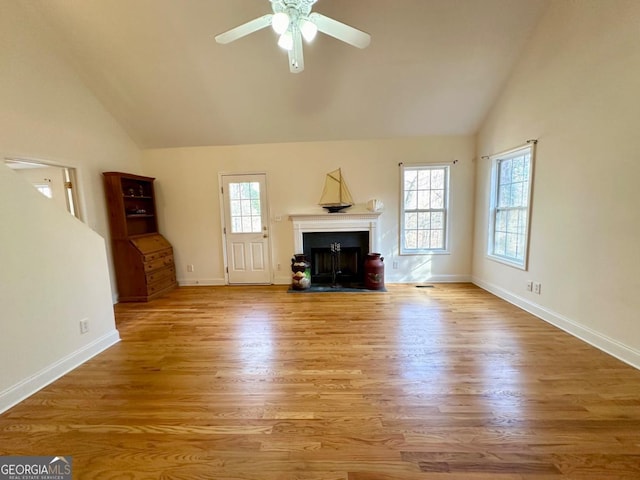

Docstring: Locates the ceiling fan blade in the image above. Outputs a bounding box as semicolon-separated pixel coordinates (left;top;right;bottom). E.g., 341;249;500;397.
288;31;304;73
215;14;273;44
309;12;371;49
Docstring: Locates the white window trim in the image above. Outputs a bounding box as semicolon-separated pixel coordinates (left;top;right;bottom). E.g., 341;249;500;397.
400;163;451;255
486;143;535;270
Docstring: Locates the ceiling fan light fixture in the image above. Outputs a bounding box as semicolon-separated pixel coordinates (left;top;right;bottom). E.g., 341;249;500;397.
271;12;290;34
277;30;294;50
299;18;317;42
215;0;372;73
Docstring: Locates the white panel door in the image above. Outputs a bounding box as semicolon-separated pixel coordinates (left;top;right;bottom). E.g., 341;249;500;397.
221;173;272;284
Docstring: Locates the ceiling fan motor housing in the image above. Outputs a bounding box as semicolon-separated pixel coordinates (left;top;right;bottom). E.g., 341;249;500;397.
272;0;317;17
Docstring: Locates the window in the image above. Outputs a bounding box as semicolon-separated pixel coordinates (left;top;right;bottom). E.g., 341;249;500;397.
400;164;450;254
228;181;262;233
487;144;534;269
34;183;53;199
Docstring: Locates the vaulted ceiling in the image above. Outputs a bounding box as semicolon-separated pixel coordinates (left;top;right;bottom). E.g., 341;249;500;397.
26;0;548;148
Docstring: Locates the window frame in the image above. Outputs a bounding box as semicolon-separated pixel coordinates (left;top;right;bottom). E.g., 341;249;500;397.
400;163;451;255
487;143;535;270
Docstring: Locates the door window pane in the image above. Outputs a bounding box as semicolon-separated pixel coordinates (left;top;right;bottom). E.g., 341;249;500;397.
229;182;262;233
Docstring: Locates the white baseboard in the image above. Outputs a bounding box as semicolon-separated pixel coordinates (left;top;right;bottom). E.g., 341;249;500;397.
385;274;472;283
0;330;121;414
273;272;474;286
178;275;474;287
274;274;472;285
472;276;640;370
177;278;226;286
420;274;472;283
273;274;291;285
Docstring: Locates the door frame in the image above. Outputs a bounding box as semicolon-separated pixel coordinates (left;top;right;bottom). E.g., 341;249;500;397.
218;171;273;285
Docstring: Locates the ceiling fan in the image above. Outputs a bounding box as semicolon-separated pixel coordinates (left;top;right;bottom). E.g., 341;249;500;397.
215;0;371;73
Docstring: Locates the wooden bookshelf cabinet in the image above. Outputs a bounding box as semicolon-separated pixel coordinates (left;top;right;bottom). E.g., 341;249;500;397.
103;172;177;302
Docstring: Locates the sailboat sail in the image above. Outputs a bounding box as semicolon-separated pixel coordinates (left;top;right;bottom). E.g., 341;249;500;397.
319;168;353;212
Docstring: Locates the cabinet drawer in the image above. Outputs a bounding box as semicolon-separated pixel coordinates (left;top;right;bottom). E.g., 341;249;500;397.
144;255;174;272
142;248;172;263
146;265;176;285
147;275;176;296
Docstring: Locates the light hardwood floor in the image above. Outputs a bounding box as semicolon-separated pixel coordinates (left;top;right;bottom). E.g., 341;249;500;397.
1;284;640;479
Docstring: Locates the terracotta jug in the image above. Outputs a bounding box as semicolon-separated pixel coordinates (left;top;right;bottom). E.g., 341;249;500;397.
364;253;384;290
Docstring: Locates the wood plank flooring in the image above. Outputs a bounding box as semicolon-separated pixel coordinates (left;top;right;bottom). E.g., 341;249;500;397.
1;284;640;479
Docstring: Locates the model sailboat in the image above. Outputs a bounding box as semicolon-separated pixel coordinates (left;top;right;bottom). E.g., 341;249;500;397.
318;168;354;213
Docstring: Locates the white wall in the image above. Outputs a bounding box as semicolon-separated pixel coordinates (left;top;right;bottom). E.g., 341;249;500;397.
0;165;120;413
472;0;640;368
0;1;143;411
11;165;68;212
0;1;143;296
141;136;475;285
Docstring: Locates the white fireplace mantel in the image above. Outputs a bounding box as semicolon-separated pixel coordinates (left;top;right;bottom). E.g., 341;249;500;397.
289;212;382;253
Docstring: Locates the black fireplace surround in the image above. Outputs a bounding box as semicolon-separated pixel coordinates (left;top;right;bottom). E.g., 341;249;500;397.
302;231;369;285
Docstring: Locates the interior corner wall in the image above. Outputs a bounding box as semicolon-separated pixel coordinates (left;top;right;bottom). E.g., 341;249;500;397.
0;165;120;413
0;1;144;299
472;0;640;368
141;136;475;286
0;2;143;411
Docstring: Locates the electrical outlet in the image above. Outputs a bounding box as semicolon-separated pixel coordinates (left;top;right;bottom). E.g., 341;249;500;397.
526;281;533;292
79;319;89;334
533;282;541;294
187;264;194;272
392;261;399;269
277;263;281;271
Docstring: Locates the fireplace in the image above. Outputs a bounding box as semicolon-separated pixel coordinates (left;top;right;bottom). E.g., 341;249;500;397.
303;231;368;285
290;212;382;286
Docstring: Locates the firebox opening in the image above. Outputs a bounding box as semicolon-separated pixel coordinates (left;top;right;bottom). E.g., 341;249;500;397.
311;247;361;284
302;231;369;286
